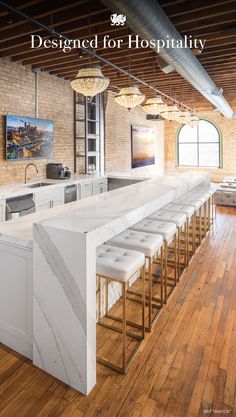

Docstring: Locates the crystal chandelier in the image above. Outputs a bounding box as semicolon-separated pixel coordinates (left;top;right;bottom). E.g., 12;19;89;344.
160;104;179;120
187;114;199;128
114;85;145;110
176;109;192;124
142;96;167;115
70;65;109;97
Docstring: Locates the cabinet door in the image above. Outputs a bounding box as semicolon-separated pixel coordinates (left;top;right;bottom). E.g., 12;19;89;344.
34;187;64;210
35;200;51;212
79;182;93;199
0;202;5;222
92;178;108;195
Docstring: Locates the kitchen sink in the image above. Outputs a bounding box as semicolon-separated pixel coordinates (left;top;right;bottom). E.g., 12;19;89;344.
26;182;54;188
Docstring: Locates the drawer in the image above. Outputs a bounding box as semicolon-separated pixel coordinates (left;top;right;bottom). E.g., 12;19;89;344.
34;187;64;204
79;181;93;199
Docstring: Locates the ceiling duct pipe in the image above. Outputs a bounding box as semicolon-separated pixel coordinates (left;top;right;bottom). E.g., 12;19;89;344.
101;0;234;118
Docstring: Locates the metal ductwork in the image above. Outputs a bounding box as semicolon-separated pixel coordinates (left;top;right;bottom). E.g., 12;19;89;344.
101;0;234;118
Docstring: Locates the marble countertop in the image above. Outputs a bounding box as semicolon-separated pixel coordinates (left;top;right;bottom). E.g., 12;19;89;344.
0;173;105;199
0;171;210;246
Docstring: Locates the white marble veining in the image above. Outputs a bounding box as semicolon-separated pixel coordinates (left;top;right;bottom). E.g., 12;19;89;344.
32;172;209;395
0;173;104;199
0;171;211;395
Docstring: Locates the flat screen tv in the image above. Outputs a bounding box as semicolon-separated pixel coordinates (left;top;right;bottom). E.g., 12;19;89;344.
131;125;155;168
6;115;53;160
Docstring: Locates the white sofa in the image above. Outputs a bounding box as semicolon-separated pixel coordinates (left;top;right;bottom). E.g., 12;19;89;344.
215;177;236;207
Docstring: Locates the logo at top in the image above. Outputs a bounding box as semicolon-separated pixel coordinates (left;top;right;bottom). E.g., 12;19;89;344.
110;14;126;26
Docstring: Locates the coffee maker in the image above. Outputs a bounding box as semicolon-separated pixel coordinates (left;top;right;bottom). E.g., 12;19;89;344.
46;163;71;180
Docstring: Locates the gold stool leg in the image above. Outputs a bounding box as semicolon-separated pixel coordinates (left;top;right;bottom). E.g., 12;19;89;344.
186;218;189;264
199;207;202;245
164;240;168;303
141;266;145;340
148;257;152;332
208;198;211;231
174;233;177;285
177;227;180;280
204;202;207;237
105;279;109;316
98;275;101;321
122;281;126;374
193;213;196;254
160;246;164;307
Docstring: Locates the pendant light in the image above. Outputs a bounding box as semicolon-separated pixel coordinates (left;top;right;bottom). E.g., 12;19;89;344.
159;74;180;120
70;4;109;97
115;85;145;110
71;65;109;97
114;38;145;110
187;114;199;128
175;109;192;124
142;96;168;115
142;65;167;115
160;103;179;120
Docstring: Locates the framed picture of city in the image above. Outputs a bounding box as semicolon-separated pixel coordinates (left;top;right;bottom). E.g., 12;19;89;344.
6;115;54;160
131;125;155;168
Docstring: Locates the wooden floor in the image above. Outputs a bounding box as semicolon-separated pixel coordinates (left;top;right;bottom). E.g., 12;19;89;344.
0;206;236;417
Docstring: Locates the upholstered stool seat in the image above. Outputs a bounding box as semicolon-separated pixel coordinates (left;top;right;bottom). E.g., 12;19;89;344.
107;229;163;258
96;244;145;374
163;203;194;219
147;210;187;278
130;219;177;302
148;210;186;228
97;244;145;281
162;202;196;263
174;197;202;210
130;219;177;243
107;230;164;331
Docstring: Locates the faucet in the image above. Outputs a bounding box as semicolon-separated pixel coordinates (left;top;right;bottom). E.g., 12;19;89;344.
24;163;39;184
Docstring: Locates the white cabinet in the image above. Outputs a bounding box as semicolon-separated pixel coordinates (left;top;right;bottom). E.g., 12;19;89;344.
34;187;64;211
0;240;33;359
92;178;108;195
78;181;93;199
0;200;5;222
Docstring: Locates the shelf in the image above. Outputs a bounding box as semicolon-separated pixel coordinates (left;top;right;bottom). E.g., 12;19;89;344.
77;151;98;157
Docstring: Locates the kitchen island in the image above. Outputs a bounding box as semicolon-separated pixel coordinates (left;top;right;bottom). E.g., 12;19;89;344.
0;171;210;395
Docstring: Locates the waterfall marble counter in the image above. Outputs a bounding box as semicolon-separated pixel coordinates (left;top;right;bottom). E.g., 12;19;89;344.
32;171;210;395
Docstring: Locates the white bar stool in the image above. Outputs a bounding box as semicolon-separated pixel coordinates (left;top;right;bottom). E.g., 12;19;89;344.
96;244;145;374
130;219;177;303
182;191;211;238
161;203;195;263
174;197;203;246
147;210;187;279
106;229;164;331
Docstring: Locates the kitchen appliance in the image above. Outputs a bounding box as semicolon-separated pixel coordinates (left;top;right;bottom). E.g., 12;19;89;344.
64;185;77;204
6;194;35;220
46;163;71;180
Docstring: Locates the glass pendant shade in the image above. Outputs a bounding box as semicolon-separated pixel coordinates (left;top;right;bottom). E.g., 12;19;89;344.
142;96;167;115
176;110;192;124
70;65;109;97
160;104;179;120
114;86;145;110
187;114;199;128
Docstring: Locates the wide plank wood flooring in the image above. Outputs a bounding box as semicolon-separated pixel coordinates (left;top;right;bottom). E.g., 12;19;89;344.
0;206;236;417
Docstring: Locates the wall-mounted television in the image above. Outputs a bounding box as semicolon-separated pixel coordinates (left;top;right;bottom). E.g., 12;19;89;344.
131;125;155;168
6;115;54;160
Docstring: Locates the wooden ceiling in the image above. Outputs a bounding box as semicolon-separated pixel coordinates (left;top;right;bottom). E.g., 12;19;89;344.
0;0;236;111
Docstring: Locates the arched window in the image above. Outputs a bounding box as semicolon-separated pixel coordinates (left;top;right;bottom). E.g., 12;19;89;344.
177;119;221;167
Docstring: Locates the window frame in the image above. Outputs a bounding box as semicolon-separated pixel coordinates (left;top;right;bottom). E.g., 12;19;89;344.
176;118;223;169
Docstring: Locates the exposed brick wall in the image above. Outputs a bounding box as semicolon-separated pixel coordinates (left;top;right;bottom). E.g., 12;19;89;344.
0;58;74;185
165;111;236;183
104;91;165;174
